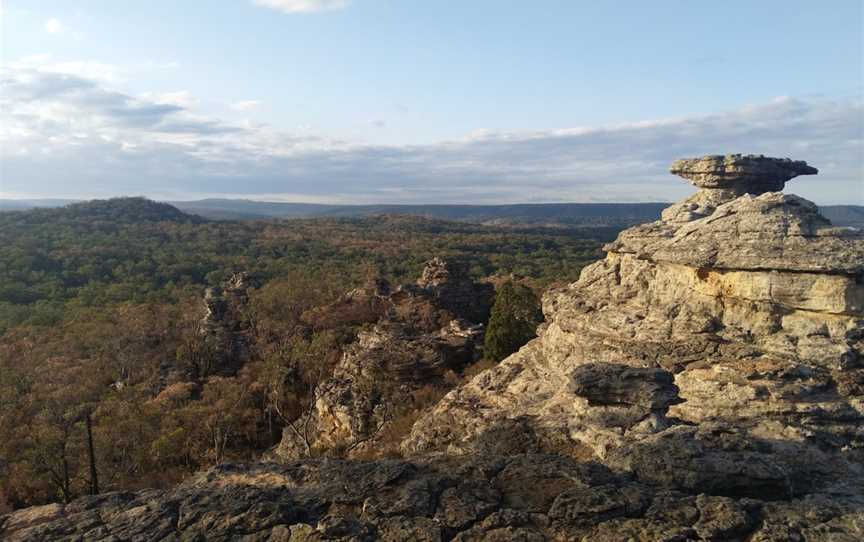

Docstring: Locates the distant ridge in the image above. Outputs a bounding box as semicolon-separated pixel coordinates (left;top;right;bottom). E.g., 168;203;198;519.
0;197;203;225
169;199;672;227
0;198;79;211
2;197;862;228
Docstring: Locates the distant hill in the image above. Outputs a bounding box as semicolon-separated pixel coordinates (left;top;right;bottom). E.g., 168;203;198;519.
0;197;203;226
66;197;203;223
821;205;864;228
2;197;862;228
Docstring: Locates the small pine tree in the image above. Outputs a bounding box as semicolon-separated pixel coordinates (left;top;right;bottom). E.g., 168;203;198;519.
484;281;543;362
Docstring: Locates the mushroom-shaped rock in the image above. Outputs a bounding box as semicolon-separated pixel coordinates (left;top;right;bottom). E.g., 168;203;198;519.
661;154;820;223
670;154;817;194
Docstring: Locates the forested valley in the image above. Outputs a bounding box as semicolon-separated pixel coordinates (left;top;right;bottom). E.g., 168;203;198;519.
0;197;611;511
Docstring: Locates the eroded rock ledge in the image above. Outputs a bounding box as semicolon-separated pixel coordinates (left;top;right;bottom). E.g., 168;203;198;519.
3;452;863;541
403;155;864;467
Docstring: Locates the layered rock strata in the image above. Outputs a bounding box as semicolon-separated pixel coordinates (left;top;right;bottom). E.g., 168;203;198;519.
403;155;864;468
275;259;492;459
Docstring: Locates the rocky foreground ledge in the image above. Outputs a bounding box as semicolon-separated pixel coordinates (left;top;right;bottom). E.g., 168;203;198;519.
3;452;863;541
3;155;864;541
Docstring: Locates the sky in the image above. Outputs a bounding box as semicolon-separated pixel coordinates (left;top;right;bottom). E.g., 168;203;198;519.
0;0;862;204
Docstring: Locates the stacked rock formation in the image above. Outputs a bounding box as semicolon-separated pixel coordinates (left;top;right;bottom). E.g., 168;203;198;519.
275;258;493;459
403;155;864;480
195;271;257;376
662;154;818;223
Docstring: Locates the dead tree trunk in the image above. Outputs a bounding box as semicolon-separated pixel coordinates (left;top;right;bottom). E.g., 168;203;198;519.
85;412;99;495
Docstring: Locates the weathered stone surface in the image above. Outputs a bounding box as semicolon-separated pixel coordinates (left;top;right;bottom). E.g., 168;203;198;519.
669;154;817;192
405;257;495;325
692;495;758;541
568;363;681;411
547;483;651;527
275;259;492;459
402;156;864;485
612;192;864;274
4;456;862;541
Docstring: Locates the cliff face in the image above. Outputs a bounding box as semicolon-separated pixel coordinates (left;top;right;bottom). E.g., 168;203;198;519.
403;155;864;488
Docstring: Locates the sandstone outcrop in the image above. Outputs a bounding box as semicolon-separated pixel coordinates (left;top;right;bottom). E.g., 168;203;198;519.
196;271;257;376
5;454;863;541
662;154;818;224
403;155;864;472
274;259;492;459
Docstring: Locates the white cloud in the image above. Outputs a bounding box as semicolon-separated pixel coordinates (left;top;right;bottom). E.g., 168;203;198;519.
44;18;63;33
14;55;122;82
252;0;351;14
1;59;861;204
230;100;262;111
150;91;196;107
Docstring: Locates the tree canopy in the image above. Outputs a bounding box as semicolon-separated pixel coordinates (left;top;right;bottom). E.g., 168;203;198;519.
484;281;544;362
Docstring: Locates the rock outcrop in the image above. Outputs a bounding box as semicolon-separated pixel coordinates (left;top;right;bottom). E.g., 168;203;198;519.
6;454;863;541
662;154;819;223
195;271;257;376
274;259;493;459
403;155;864;473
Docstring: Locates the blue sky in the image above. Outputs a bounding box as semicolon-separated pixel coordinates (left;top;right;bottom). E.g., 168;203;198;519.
1;0;862;204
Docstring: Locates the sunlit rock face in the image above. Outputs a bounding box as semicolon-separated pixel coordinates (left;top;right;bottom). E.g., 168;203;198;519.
274;258;493;460
403;155;864;473
662;154;818;223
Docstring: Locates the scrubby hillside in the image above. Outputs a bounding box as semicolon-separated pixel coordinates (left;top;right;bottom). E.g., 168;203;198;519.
0;206;604;511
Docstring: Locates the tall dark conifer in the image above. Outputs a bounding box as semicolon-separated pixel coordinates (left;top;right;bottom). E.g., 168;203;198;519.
484;281;543;362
